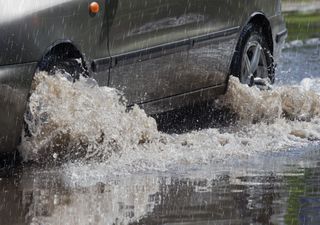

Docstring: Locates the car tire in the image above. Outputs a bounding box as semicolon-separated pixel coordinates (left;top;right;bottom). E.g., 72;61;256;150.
230;23;275;88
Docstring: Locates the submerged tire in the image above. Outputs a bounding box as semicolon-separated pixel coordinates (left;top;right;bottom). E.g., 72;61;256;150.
230;23;275;87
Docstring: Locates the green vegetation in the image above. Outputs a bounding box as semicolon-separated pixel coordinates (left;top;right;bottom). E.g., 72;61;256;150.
284;174;305;225
284;11;320;40
283;0;319;2
284;168;320;225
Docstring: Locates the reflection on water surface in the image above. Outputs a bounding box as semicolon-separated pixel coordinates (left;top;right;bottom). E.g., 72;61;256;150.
0;146;319;225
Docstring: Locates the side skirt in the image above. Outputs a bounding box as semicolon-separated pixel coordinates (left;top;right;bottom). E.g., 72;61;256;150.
135;83;227;115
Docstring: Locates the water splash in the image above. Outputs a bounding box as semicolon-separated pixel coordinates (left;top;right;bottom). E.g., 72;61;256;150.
19;72;320;172
20;72;160;162
219;77;320;123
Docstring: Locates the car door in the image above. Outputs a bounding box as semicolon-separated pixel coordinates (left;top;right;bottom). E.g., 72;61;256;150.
107;0;201;105
185;0;244;87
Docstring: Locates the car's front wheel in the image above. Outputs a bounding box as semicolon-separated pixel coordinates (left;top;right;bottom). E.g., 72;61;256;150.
230;23;275;89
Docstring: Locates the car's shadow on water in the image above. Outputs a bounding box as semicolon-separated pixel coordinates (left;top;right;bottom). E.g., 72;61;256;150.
154;102;237;134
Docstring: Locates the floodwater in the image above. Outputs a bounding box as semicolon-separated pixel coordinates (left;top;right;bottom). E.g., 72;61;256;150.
0;42;320;225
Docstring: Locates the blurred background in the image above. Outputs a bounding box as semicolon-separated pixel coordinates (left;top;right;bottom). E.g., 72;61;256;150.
283;0;320;41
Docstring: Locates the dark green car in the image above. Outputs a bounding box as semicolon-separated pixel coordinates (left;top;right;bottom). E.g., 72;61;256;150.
0;0;287;153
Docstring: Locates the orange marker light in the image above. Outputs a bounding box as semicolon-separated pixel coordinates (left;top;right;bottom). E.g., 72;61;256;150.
89;2;100;14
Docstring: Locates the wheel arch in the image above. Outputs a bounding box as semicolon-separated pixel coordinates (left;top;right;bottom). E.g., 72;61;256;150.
245;12;274;55
37;40;89;75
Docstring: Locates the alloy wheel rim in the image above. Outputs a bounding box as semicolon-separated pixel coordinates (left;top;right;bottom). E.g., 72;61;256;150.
241;40;269;86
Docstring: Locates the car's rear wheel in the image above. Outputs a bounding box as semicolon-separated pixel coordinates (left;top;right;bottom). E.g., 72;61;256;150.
230;23;275;89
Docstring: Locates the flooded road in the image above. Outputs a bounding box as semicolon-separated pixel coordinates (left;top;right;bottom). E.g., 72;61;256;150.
1;145;320;225
1;42;320;225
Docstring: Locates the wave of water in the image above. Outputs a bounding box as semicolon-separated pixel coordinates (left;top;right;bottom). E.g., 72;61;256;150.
19;71;320;173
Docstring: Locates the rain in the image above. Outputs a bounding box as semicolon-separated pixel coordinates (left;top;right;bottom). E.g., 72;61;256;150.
0;0;320;224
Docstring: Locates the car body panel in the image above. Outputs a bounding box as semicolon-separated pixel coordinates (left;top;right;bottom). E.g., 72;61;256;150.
107;0;241;105
0;0;286;153
0;63;37;152
107;0;194;104
0;0;108;66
